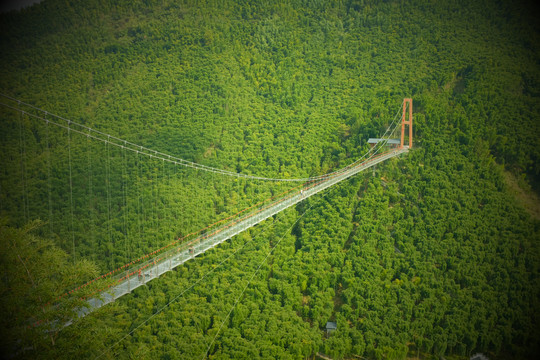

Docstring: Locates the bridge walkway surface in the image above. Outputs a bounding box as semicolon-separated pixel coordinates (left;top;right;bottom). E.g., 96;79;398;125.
79;147;408;317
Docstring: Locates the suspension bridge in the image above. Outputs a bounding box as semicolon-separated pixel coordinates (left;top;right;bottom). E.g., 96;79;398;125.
0;94;413;322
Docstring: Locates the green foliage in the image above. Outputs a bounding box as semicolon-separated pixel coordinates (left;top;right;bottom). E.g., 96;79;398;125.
0;219;109;357
1;0;539;359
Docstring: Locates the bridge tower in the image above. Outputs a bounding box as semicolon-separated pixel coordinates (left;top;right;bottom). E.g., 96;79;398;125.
400;98;413;148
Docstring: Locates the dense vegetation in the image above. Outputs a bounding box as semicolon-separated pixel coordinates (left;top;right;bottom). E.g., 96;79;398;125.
1;0;539;359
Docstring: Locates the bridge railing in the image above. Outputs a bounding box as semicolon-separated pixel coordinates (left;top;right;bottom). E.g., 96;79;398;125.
79;147;408;313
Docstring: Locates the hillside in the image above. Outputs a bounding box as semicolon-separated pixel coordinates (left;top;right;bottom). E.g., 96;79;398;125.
1;0;539;359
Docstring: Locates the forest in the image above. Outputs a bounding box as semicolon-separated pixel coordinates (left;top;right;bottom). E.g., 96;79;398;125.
0;0;539;359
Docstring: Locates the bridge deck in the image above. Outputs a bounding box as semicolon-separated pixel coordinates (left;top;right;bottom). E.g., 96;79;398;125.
79;148;408;317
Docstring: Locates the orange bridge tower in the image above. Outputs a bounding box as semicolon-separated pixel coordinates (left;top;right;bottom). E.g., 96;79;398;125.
400;98;413;149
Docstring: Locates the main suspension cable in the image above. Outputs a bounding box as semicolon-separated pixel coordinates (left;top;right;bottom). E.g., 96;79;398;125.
1;93;403;182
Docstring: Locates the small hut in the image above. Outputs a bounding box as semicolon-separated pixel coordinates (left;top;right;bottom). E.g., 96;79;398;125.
325;321;337;336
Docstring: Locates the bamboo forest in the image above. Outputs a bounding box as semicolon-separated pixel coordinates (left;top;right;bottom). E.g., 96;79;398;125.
0;0;539;359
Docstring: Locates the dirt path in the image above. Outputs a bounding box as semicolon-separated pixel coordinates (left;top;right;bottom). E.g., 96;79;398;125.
503;171;540;220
